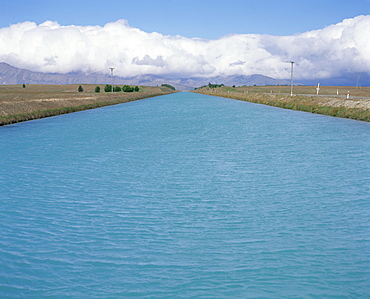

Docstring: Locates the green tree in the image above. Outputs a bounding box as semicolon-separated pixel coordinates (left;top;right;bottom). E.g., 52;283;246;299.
22;84;26;88
113;86;122;92
104;84;112;92
134;86;139;92
207;83;224;89
78;85;84;92
123;85;134;92
161;84;175;90
95;86;100;93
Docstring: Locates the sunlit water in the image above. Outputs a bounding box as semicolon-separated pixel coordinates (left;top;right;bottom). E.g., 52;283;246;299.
1;92;369;298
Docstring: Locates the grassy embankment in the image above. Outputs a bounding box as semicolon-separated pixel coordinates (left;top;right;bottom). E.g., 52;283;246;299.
193;85;370;122
0;84;176;126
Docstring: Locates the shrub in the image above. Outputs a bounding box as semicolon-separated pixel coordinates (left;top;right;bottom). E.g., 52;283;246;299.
113;86;122;92
104;84;112;92
123;85;134;92
95;86;100;93
134;86;139;92
161;84;175;90
78;85;84;92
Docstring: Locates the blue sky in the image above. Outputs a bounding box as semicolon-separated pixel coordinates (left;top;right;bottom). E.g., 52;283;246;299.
1;0;369;80
1;0;369;38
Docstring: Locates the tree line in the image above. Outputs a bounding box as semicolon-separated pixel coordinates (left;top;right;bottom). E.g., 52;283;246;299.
101;85;139;92
161;84;175;90
194;82;225;90
77;85;140;93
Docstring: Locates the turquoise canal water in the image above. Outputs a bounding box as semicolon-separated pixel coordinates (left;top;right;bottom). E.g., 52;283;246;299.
1;92;370;298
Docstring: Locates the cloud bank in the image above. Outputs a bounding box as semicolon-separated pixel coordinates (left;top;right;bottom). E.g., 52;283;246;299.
0;16;369;79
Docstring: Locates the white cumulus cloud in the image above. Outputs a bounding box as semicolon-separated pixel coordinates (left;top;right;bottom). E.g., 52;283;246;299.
0;16;369;79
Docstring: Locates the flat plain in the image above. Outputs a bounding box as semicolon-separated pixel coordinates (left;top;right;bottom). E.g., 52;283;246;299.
0;84;175;125
194;85;370;121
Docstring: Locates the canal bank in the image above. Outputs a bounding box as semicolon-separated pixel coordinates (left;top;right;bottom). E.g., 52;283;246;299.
0;84;176;126
193;86;370;122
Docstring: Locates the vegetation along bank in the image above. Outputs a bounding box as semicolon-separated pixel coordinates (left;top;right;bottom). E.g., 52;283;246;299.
0;84;177;126
193;85;370;122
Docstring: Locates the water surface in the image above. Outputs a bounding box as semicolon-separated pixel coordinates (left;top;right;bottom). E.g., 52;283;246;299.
1;92;369;297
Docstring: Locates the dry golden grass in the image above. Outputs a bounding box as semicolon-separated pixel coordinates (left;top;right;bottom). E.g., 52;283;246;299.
0;84;175;125
208;85;370;98
194;85;370;122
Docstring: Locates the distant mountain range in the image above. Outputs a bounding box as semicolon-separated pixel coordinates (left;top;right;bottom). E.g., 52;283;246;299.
0;62;368;90
0;62;291;90
297;73;370;88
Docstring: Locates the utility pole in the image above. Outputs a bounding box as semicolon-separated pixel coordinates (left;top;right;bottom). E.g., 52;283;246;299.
110;67;115;93
290;61;294;96
356;73;361;89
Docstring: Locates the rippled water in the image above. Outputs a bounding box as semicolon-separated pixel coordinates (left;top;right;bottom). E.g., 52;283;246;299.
1;92;370;298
